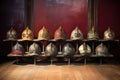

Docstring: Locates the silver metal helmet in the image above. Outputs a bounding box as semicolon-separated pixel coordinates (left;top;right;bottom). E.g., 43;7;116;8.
7;27;17;40
45;43;58;56
79;43;91;55
29;42;41;55
62;43;75;56
11;42;25;55
95;43;108;56
70;27;83;40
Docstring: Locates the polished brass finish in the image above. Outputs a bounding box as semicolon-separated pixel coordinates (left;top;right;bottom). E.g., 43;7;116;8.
79;43;91;55
104;27;115;40
38;26;50;40
22;27;34;40
70;27;83;40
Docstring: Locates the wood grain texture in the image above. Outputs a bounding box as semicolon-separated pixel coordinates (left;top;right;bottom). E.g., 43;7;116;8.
0;61;120;80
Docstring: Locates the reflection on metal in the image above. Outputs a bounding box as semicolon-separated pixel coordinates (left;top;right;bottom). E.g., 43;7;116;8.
70;27;83;40
38;27;50;40
7;27;17;40
104;27;115;40
22;27;34;40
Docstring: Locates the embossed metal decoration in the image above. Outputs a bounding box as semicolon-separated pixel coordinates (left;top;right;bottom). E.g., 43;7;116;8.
104;27;115;40
70;27;83;40
87;27;99;40
38;26;50;40
62;43;75;56
79;43;91;55
29;42;41;55
22;27;34;40
54;26;67;40
11;42;25;55
45;43;58;56
7;27;17;40
95;43;108;56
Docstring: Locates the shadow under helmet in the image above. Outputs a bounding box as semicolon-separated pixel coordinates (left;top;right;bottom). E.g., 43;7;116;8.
7;27;17;40
45;43;58;56
95;43;108;56
54;26;67;40
70;27;83;40
104;27;115;40
87;27;99;40
29;42;41;55
11;42;25;55
38;26;50;40
79;42;91;55
62;43;75;56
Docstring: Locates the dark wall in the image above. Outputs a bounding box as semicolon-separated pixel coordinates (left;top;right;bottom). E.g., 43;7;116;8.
98;0;120;39
34;0;88;39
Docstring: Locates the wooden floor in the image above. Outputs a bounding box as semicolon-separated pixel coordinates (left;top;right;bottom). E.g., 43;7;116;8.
0;61;120;80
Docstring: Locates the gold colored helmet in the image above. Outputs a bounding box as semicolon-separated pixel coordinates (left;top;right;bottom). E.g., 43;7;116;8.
95;43;108;56
22;27;34;40
79;43;91;55
104;27;115;40
7;27;17;40
70;27;83;40
87;27;99;40
38;27;50;40
54;26;67;40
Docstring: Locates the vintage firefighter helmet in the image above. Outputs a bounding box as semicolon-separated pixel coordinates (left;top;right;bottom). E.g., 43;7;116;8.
7;27;17;40
29;42;41;55
38;27;50;40
45;43;58;56
79;43;91;55
95;43;108;56
11;42;25;55
104;27;115;40
62;43;75;56
22;27;34;40
70;27;83;40
54;26;67;40
87;27;99;40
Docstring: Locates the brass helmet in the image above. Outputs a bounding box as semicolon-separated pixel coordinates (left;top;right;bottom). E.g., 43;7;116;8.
79;43;91;55
70;27;83;40
95;43;108;56
104;27;115;40
87;27;99;40
7;27;17;40
38;27;50;40
45;43;58;56
54;26;67;40
11;42;25;55
62;43;75;56
29;42;41;55
22;27;34;40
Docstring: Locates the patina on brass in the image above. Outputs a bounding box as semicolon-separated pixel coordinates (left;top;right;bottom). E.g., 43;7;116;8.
79;43;91;55
70;27;83;40
54;26;67;40
104;27;115;40
87;27;99;40
95;43;108;56
38;26;50;40
22;27;34;40
7;27;17;40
